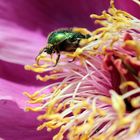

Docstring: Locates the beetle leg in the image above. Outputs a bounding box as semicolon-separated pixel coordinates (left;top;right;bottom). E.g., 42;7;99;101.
53;53;60;67
68;57;76;63
50;54;53;59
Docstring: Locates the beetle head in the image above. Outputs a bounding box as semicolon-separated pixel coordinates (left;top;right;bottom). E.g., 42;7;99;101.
44;44;55;54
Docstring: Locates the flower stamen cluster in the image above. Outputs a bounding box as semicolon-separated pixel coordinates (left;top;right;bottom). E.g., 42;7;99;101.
24;1;140;140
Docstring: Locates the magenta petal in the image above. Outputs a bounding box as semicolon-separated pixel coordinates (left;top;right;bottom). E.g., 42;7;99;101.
0;60;47;86
0;23;46;65
0;100;56;140
0;60;54;139
0;0;110;30
0;60;48;108
0;77;36;108
0;61;49;108
116;0;140;18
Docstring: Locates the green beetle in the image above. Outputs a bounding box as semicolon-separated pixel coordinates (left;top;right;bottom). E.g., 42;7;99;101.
37;28;91;66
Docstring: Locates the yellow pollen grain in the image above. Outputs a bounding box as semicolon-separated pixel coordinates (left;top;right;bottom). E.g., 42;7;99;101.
53;126;65;140
72;27;92;35
131;96;140;108
92;134;107;140
24;65;31;70
128;119;140;136
53;89;61;98
124;40;140;59
23;92;33;98
110;36;119;48
36;54;48;65
79;39;90;46
119;114;134;125
111;91;126;118
46;114;63;120
96;108;107;116
37;120;62;131
33;64;50;70
108;136;117;140
90;13;105;19
53;133;63;140
92;27;107;36
88;0;137;55
28;94;46;104
87;112;94;124
61;117;71;123
25;106;42;112
80;134;88;140
24;65;46;73
105;122;118;137
36;74;58;81
47;103;57;114
55;103;64;112
102;46;107;53
99;96;112;104
37;122;51;131
74;48;84;56
23;91;41;99
119;81;139;90
73;107;82;116
37;114;47;121
49;121;61;129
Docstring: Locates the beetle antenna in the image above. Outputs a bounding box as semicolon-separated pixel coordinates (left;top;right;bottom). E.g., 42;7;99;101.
50;54;53;59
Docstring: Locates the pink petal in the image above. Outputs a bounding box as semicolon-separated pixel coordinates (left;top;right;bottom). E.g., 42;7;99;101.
0;60;55;139
0;60;51;108
0;22;46;65
0;100;56;140
116;0;140;18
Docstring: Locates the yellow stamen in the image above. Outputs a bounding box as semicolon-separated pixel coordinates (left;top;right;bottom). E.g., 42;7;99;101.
110;90;126;118
131;97;140;108
24;65;47;73
72;27;92;35
36;74;58;81
119;81;139;90
128;119;140;136
25;106;42;112
99;96;112;104
124;40;140;59
28;94;46;104
23;91;41;99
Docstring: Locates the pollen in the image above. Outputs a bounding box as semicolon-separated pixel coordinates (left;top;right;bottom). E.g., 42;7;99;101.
24;0;140;140
131;97;140;108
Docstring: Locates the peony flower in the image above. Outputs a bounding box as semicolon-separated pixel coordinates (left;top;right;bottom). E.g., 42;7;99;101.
1;0;140;140
24;0;140;140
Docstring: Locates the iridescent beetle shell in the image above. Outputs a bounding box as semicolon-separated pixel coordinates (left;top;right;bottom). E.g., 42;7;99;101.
37;28;91;66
